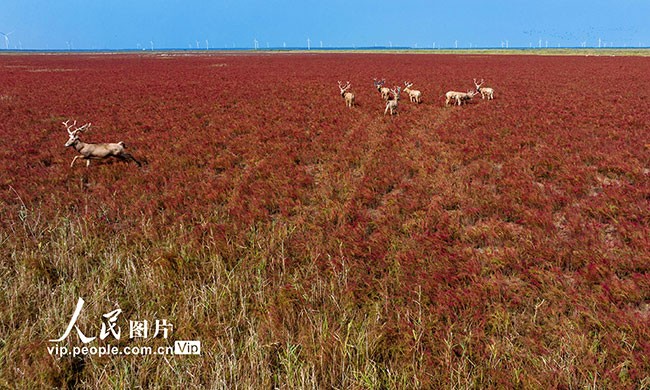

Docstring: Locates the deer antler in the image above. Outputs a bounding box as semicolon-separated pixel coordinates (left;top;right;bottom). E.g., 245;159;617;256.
63;119;91;136
63;119;77;135
77;122;92;133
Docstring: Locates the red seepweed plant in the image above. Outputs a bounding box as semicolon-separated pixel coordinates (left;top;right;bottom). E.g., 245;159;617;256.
1;52;648;388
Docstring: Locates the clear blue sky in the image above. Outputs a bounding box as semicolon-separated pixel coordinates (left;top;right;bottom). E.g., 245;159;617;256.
1;0;649;50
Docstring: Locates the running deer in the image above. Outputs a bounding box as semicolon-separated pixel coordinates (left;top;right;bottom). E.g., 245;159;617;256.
473;78;494;100
445;90;477;106
64;120;141;167
403;82;422;104
384;86;401;115
338;80;355;108
373;78;391;101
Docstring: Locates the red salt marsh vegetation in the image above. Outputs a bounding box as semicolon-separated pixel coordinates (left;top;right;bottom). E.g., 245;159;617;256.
1;52;649;388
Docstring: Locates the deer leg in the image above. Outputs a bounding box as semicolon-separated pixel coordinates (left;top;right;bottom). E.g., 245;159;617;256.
128;154;142;167
70;155;82;167
120;153;142;167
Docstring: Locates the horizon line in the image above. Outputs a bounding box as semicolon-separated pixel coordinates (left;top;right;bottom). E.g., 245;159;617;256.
2;45;650;53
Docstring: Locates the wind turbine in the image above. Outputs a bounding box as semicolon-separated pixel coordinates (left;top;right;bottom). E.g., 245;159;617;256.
253;38;259;50
0;31;13;50
307;37;310;50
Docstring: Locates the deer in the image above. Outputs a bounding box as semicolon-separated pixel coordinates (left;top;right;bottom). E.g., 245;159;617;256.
445;90;477;106
64;120;141;167
373;78;391;101
384;86;401;115
338;80;355;108
403;82;422;104
473;78;494;100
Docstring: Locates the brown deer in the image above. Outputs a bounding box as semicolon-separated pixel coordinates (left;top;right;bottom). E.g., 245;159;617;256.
384;86;401;115
64;120;141;167
473;78;494;100
338;80;355;108
373;78;391;101
403;81;422;103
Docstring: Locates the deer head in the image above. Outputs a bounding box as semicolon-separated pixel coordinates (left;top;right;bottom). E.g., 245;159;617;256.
390;86;401;100
338;80;351;96
64;120;92;147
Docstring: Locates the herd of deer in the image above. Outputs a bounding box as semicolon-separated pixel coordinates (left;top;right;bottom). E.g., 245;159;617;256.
63;78;495;168
338;78;495;114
